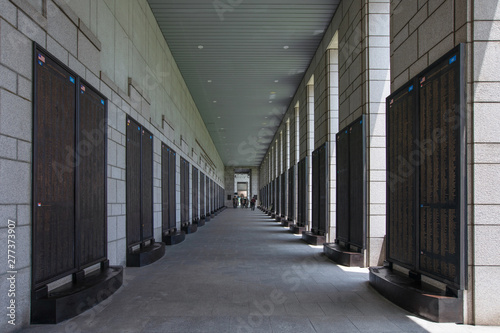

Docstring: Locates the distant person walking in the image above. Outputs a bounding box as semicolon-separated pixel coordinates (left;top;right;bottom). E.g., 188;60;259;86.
233;196;238;208
250;197;256;211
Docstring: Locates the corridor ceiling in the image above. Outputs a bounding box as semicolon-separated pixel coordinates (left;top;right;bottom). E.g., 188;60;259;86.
148;0;340;167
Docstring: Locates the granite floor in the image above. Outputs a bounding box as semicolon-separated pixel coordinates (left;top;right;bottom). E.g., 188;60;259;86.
23;208;498;333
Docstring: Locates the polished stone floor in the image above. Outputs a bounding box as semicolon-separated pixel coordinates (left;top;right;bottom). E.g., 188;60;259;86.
24;208;498;333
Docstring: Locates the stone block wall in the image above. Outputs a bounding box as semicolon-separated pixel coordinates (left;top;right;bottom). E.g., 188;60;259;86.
0;1;225;330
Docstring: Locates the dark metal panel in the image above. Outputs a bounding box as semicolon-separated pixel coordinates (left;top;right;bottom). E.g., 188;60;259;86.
312;150;319;233
192;166;199;220
297;157;307;227
319;143;328;235
200;172;205;217
141;128;154;241
180;157;189;223
33;48;76;288
288;166;295;220
77;81;107;267
126;117;142;247
349;118;366;249
280;172;286;217
169;148;176;229
417;44;466;289
161;143;169;232
386;81;417;269
205;176;210;214
336;128;349;243
312;143;328;235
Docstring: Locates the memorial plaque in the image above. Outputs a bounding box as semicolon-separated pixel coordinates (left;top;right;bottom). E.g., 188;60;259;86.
288;166;295;220
161;144;170;232
385;44;466;289
78;82;107;267
318;143;327;235
126;118;142;247
386;82;417;268
180;157;189;223
33;46;109;288
206;176;210;214
281;172;286;216
33;48;77;287
349;119;366;249
312;149;319;232
141;128;154;241
193;167;199;220
335;117;366;248
336;128;349;243
297;157;307;226
211;179;215;213
127;118;153;245
169;148;176;226
312;144;328;235
418;45;465;287
200;173;205;217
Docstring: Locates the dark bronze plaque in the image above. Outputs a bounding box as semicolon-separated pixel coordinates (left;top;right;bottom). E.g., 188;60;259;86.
192;167;199;220
206;176;210;214
280;172;286;216
126;118;142;247
385;44;466;289
180;157;189;223
349;119;365;249
169;148;176;228
200;172;205;217
78;82;107;267
288;166;295;220
335;117;366;248
33;45;108;288
33;49;76;287
161;144;169;232
297;157;307;227
141;128;153;241
418;46;465;286
336;129;349;243
386;82;417;268
312;143;328;235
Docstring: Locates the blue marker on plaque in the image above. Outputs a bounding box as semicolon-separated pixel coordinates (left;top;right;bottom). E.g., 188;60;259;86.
38;60;43;66
150;135;152;139
449;55;457;64
101;99;105;105
409;85;414;92
138;126;140;131
70;77;75;84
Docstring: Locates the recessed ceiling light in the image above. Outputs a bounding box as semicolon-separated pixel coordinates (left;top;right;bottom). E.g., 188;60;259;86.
208;80;212;83
217;116;221;119
274;80;279;83
264;116;268;119
198;45;204;49
213;100;217;103
269;101;273;103
283;46;289;50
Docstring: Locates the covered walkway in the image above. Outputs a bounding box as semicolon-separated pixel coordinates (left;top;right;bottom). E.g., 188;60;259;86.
24;209;496;333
